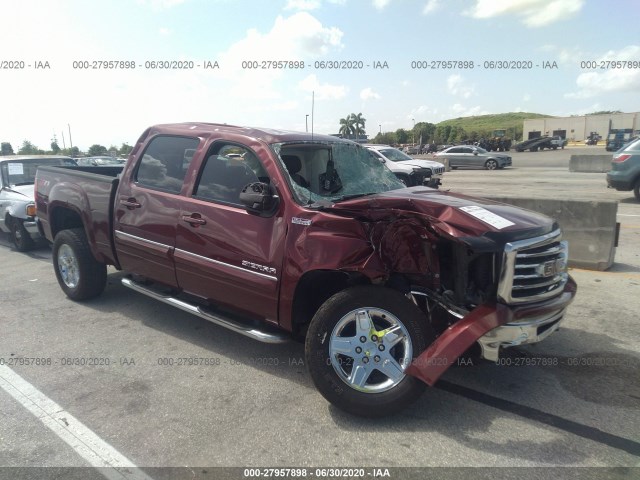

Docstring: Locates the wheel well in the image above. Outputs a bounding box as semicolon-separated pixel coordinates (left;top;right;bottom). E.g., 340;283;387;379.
290;270;369;338
51;207;84;239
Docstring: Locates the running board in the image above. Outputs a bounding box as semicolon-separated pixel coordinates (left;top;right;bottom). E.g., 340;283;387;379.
121;278;289;344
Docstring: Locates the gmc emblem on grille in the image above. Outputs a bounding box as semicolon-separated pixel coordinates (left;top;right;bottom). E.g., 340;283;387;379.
537;258;566;277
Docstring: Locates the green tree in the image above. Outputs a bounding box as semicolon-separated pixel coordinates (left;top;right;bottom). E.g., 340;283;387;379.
61;146;81;157
414;122;436;144
119;143;133;156
88;144;108;156
351;113;366;140
338;115;354;137
1;142;14;155
395;128;408;144
18;140;40;155
51;135;61;154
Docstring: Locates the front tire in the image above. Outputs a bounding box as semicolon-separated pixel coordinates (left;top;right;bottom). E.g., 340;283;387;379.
10;217;35;252
52;228;107;301
485;159;498;170
305;286;435;417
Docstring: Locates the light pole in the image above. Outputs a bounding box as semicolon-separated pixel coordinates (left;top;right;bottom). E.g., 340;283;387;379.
379;124;382;136
305;115;309;133
412;118;415;145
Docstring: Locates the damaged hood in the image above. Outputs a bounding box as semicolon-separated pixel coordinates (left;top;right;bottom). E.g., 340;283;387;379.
326;187;556;245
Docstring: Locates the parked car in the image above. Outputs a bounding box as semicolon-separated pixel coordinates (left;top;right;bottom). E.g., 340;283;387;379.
403;145;420;155
75;156;125;166
0;155;76;250
606;137;640;201
365;144;444;187
434;145;511;170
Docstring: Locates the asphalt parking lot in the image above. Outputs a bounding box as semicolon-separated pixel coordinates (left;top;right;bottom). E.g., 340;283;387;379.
0;147;638;480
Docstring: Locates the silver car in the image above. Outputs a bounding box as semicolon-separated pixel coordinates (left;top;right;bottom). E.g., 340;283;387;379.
435;145;512;170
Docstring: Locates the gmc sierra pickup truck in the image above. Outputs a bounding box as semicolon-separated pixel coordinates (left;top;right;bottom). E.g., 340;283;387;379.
36;123;576;417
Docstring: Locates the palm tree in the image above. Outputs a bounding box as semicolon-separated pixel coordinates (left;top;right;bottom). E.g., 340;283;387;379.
338;115;354;137
352;113;366;141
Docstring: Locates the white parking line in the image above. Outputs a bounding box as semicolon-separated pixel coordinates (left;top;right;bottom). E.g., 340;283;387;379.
618;214;640;217
0;365;153;480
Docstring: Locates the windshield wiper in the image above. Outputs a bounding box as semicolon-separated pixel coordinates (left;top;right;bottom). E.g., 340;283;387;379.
333;192;377;202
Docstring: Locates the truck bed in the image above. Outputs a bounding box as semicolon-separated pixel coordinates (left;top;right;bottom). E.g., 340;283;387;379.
35;165;124;266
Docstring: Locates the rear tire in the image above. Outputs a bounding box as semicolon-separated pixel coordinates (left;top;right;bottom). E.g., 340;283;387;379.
305;286;435;417
52;228;107;301
634;178;640;201
10;217;35;252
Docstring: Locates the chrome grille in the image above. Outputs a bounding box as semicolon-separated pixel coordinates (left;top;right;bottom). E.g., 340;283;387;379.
498;229;569;304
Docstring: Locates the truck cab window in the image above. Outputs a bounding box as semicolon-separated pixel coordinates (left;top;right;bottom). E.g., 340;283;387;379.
193;144;265;205
136;135;199;193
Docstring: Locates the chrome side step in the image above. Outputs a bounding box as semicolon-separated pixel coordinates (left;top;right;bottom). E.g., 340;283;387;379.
121;277;289;344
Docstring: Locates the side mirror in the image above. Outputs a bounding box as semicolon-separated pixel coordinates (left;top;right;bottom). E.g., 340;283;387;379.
239;182;279;216
379;158;386;164
473;151;478;155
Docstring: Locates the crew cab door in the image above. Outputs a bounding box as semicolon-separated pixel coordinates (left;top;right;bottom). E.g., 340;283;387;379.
173;141;285;322
114;135;200;287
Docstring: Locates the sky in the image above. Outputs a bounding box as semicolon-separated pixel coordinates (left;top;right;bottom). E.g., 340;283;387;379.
0;0;638;151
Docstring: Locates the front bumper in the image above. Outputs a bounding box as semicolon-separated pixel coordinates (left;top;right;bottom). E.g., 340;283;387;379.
23;217;41;240
405;276;577;386
476;307;565;361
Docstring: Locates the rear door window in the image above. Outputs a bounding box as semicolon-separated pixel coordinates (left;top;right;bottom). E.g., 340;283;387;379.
136;135;199;194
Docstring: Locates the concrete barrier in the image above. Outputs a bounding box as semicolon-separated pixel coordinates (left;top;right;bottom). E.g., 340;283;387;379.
484;196;618;271
569;155;612;173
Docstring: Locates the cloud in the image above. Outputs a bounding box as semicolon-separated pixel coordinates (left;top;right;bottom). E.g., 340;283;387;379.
220;12;343;66
285;0;345;8
360;87;381;100
422;0;440;15
137;0;187;11
410;105;432;117
466;0;584;27
299;74;347;100
450;104;488;117
285;0;321;10
565;45;640;99
447;74;475;99
159;27;171;36
523;93;531;101
216;12;344;100
373;0;391;10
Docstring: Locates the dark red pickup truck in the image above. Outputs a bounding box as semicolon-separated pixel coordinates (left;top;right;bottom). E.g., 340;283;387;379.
35;123;576;416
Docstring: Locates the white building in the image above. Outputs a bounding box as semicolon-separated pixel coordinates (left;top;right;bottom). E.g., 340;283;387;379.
523;112;640;142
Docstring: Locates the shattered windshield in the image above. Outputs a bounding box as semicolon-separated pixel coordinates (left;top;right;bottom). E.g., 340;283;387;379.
272;141;404;205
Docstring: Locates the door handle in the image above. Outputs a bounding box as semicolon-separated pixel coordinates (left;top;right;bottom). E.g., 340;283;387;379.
121;198;141;209
181;214;206;226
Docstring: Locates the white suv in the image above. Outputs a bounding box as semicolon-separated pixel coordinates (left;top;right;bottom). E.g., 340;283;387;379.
365;145;445;188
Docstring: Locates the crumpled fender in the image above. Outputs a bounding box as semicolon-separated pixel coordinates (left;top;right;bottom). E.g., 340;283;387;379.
405;277;577;386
